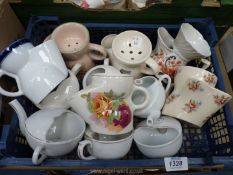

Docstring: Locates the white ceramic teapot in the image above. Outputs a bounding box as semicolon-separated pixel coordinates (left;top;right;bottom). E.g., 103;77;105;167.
69;73;150;135
9;99;86;165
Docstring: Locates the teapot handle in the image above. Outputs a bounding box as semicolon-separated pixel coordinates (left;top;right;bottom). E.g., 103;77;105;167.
140;57;160;75
77;140;96;160
88;43;107;61
71;63;82;75
129;85;149;111
0;69;23;97
200;58;211;70
158;74;171;94
32;145;47;165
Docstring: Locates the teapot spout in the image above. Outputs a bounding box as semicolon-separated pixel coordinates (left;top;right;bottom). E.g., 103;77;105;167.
9;99;27;136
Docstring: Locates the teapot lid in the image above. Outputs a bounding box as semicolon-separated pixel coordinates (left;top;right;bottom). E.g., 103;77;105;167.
25;108;67;141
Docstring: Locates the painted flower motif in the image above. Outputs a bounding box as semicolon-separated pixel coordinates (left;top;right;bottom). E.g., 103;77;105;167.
204;73;216;85
81;90;131;132
166;94;180;104
213;95;230;106
188;80;202;92
183;99;202;113
152;49;183;77
80;0;90;9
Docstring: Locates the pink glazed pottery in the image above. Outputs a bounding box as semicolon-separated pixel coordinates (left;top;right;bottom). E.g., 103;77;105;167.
51;22;107;75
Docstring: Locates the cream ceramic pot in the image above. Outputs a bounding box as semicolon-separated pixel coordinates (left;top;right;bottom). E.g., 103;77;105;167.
133;75;171;126
0;39;68;104
152;27;210;78
77;128;133;160
9;99;86;165
162;77;232;127
69;73;150;135
106;31;160;78
51;22;107;75
134;116;183;158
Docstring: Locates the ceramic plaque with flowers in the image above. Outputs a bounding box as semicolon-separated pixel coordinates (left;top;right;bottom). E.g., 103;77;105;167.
81;90;132;132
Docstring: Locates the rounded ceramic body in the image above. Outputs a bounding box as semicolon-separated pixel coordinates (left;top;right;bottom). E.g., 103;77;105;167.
162;77;232;127
133;75;171;125
134;117;183;158
174;66;218;90
77;128;133;160
174;23;211;59
82;59;120;88
38;69;80;109
0;40;68;104
69;73;149;135
110;30;160;78
51;22;106;72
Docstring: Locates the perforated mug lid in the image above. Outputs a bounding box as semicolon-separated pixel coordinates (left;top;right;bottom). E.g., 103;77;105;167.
112;30;152;65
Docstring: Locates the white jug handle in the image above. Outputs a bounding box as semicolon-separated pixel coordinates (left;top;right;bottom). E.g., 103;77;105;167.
129;85;149;111
201;58;211;70
71;63;82;75
103;58;110;65
140;57;160;75
32;145;47;165
158;74;171;94
88;43;107;61
0;69;23;97
146;111;161;127
77;140;96;160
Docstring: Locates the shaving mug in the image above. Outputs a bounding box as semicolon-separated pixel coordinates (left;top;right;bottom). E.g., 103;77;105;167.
51;22;107;75
133;75;171;126
134;116;182;158
106;31;160;78
69;73;150;135
0;39;68;104
77;128;133;160
162;78;232;127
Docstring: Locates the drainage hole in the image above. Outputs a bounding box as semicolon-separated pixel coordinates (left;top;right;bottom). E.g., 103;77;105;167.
121;50;124;53
131;58;134;60
129;43;132;47
67;44;70;47
129;51;133;54
138;51;142;54
76;42;79;44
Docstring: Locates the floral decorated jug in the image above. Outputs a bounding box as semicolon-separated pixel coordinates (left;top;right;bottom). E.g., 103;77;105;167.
69;73;150;135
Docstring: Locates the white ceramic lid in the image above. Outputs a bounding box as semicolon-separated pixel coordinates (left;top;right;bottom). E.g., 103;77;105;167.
112;30;152;65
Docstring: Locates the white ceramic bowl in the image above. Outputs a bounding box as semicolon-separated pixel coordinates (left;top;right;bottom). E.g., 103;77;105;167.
134;116;183;158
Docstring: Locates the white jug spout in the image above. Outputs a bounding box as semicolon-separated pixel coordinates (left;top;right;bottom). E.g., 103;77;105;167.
9;99;27;136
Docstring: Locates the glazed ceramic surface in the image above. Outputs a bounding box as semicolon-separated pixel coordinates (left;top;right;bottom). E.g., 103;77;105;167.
79;0;105;9
77;128;133;160
51;22;107;74
134;116;182;158
0;39;68;104
162;78;232;127
69;73;149;135
37;67;80;109
82;59;120;88
133;75;171;126
110;30;160;78
152;27;210;78
174;66;218;90
174;23;211;60
9;99;86;165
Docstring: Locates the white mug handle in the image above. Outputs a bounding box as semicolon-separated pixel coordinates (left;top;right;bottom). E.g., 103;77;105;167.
71;63;82;75
32;145;47;165
201;58;211;70
140;57;160;75
77;140;96;160
88;43;107;61
129;85;149;111
147;110;161;127
0;69;23;97
158;74;171;94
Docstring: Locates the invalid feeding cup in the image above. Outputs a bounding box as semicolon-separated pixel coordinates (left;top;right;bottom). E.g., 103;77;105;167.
133;75;171;126
69;73;150;135
134;116;183;158
9;99;86;165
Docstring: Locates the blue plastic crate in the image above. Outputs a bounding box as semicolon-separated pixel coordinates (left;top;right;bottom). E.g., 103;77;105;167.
0;16;233;169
